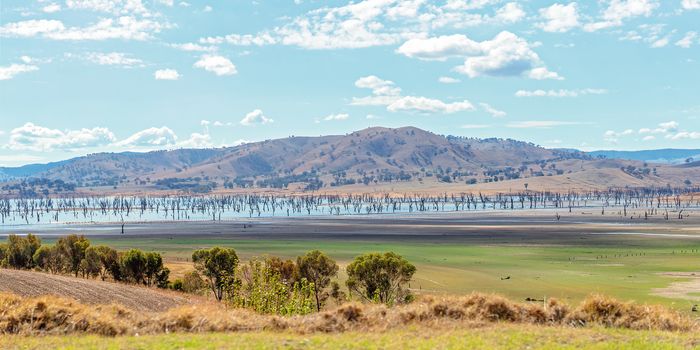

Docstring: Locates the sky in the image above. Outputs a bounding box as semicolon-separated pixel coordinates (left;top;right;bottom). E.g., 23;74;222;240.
0;0;699;167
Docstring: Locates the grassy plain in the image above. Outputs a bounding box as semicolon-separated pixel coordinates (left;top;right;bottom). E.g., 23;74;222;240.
3;326;700;350
76;233;700;309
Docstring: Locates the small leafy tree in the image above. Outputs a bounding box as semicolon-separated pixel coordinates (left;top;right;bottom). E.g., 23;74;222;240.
5;234;41;269
33;245;63;274
0;243;7;268
81;247;102;278
346;252;416;305
266;256;299;283
56;234;90;277
192;247;239;301
144;252;164;286
120;249;147;284
89;245;120;281
297;250;339;311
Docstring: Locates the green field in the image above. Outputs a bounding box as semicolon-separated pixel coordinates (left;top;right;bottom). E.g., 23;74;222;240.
3;326;699;350
71;234;700;309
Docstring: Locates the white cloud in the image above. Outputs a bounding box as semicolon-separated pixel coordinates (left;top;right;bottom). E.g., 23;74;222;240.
323;113;350;121
0;63;39;80
506;121;584;128
154;68;180;80
65;0;149;16
177;133;213;148
387;96;474;114
584;0;659;32
460;124;491;129
6;123;116;151
84;52;143;67
479;103;506;118
398;31;561;80
668;131;700;140
604;121;699;142
681;0;700;10
536;3;579;33
240;109;273;126
0;17;170;41
676;31;697;48
396;34;481;61
42;3;61;13
169;42;217;52
515;88;608;97
438;76;460;84
203;5;213;12
114;126;177;147
194;55;237;76
351;75;402;106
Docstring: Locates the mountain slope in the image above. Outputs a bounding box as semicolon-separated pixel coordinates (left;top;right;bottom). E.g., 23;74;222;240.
1;126;697;195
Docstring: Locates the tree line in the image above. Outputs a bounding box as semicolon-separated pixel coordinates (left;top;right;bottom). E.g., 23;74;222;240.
0;234;170;288
0;234;417;315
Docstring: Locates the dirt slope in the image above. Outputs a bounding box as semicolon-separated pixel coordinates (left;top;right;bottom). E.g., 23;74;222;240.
0;269;189;312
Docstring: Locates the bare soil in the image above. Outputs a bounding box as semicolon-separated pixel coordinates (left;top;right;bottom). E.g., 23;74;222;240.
0;269;189;312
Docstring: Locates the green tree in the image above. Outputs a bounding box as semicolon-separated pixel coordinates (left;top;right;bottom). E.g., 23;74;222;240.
297;250;339;311
120;249;147;284
266;256;299;283
89;245;120;281
192;247;239;301
33;245;63;274
0;243;7;267
346;252;416;305
56;234;90;277
144;252;164;286
5;234;41;269
81;247;102;278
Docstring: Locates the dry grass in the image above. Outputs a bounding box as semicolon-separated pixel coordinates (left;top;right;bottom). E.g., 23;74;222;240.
0;292;697;337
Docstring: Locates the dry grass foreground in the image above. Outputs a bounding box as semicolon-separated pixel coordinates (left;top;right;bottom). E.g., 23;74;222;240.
0;291;697;337
0;269;188;312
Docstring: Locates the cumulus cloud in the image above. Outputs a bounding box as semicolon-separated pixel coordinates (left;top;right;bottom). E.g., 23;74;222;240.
675;31;697;48
240;109;273;126
387;96;474;114
84;52;144;67
515;88;608;97
65;0;149;16
6;123;116;151
0;63;39;80
351;75;402;106
177;132;213;148
0;17;170;41
681;0;700;10
536;3;579;33
194;55;237;76
323;113;350;121
438;76;460;84
42;3;61;13
398;31;561;80
169;42;217;52
154;68;180;80
351;75;475;114
114;126;177;147
479;103;506;118
605;121;699;142
584;0;659;32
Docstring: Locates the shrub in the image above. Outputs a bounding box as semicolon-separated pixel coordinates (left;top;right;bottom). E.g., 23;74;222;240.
5;234;41;269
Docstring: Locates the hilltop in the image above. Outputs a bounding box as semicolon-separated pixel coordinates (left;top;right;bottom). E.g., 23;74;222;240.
0;126;698;196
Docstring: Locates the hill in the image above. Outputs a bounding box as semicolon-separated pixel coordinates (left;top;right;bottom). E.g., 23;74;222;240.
0;126;698;196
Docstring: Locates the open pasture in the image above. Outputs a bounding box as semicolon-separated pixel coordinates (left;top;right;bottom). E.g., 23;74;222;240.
14;208;700;310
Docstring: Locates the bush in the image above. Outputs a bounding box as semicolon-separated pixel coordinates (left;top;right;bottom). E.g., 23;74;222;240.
297;250;339;311
4;234;41;269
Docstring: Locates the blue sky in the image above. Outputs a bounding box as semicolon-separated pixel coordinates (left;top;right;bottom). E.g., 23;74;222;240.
0;0;698;166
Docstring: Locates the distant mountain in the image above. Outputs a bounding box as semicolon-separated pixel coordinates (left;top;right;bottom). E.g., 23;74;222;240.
1;127;697;195
0;159;71;180
589;149;700;164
